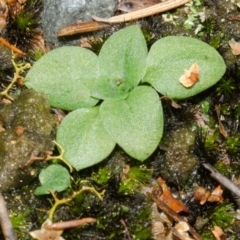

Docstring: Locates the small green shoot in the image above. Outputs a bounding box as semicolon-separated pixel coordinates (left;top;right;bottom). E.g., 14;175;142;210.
226;136;240;153
203;130;219;151
200;100;210;115
0;55;31;100
34;164;71;196
25;25;226;170
91;166;111;185
48;186;104;220
211;203;235;229
10;209;31;235
118;165;152;195
45;140;73;172
16;12;35;30
216;79;235;97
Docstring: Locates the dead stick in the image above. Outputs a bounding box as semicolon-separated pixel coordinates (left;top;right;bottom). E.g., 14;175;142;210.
58;0;190;36
93;0;191;23
120;219;132;240
0;37;26;56
203;163;240;198
0;193;18;240
44;218;96;230
147;192;203;240
58;21;111;37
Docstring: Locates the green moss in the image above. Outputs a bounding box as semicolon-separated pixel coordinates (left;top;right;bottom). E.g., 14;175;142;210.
118;165;152;195
200;100;210;114
235;105;240;118
201;230;216;240
10;208;31;237
200;203;236;239
15;12;36;30
216;79;236;97
4;0;42;52
199;127;219;152
211;204;235;229
91;166;111;185
214;161;234;175
226;136;240;153
208;35;221;49
29;48;45;61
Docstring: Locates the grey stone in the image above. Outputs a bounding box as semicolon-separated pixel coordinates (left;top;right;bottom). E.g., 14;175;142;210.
0;89;56;192
41;0;117;45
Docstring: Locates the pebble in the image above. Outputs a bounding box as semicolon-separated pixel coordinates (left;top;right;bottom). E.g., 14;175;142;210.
41;0;118;45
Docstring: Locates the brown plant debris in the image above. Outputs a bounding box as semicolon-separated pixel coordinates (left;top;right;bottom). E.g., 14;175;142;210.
179;63;200;88
228;38;240;55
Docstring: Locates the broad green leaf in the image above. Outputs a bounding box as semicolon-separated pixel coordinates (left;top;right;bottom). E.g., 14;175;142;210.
56;107;116;170
25;46;99;111
34;164;70;195
143;36;226;99
100;86;163;161
91;25;148;100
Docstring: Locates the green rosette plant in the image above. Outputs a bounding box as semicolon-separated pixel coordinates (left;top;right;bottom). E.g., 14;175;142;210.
25;25;226;171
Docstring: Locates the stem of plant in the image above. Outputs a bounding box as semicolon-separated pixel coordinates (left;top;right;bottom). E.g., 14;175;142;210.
0;55;31;100
48;186;104;220
45;140;73;172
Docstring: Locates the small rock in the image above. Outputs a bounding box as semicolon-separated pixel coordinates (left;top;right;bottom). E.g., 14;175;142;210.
41;0;118;45
158;125;198;186
0;89;56;192
0;43;13;70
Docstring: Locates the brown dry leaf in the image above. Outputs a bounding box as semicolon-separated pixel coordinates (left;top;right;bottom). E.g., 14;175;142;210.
194;185;224;204
79;38;92;49
152;221;165;236
193;112;207;128
7;0;22;16
160;96;181;109
157;177;189;213
179;63;200;88
228;39;240;55
211;226;225;240
29;219;65;240
207;185;223;203
0;0;8;30
0;123;4;132
31;33;49;54
194;186;211;205
4;0;17;3
174;222;195;240
117;0;160;12
18;0;27;4
215;105;228;138
151;203;173;240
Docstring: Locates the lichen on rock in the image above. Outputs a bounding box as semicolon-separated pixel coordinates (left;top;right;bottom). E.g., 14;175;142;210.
158;125;198;186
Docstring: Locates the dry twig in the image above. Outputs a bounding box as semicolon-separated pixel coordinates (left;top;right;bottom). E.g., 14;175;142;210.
58;0;190;36
203;163;240;198
0;37;26;56
0;193;18;240
93;0;190;23
44;218;96;230
120;219;132;240
58;21;111;37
